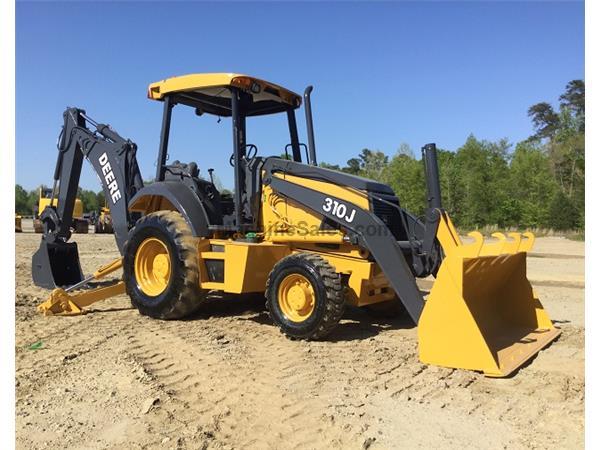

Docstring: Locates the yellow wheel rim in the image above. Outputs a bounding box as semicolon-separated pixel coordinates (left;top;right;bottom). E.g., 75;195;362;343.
277;274;316;323
134;237;171;297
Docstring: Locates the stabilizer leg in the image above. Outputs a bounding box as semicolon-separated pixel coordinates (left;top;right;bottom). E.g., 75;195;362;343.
38;282;126;316
38;258;125;316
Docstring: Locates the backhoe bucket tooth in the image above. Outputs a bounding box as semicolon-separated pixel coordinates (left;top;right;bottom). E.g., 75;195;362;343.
418;249;560;377
32;241;84;289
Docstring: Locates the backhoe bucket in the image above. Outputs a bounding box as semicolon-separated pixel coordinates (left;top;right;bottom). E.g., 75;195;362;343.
418;217;561;377
32;240;84;289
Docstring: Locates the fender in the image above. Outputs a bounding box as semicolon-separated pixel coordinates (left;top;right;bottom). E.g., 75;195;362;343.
128;181;210;237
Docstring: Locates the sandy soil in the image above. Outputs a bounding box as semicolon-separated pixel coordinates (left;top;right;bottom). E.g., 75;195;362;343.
15;221;584;449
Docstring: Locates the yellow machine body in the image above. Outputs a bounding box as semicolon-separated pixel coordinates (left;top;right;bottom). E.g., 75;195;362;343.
15;214;22;232
147;73;301;108
130;173;396;307
126;165;560;378
36;72;560;378
34;188;87;233
37;195;84;219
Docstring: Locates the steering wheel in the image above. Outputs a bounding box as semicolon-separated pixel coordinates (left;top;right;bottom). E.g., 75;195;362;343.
229;144;259;167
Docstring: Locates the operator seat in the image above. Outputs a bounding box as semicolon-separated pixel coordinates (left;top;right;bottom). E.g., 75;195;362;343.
163;160;224;225
242;156;265;227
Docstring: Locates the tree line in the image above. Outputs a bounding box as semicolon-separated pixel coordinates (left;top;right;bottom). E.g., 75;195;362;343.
16;80;584;231
15;186;106;217
319;80;584;231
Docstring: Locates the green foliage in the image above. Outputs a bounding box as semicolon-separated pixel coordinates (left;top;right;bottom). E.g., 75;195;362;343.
317;80;584;232
508;141;557;228
15;80;584;234
15;184;41;215
528;102;560;140
319;161;342;171
546;190;579;230
342;158;359;175
325;149;388;177
96;191;106;209
436;149;462;218
357;149;388;180
77;188;100;213
15;184;106;215
15;185;30;214
382;146;425;216
559;79;585;130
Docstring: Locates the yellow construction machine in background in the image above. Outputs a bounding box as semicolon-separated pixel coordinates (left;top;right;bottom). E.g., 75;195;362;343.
94;204;114;234
15;214;22;232
33;187;89;234
32;73;560;378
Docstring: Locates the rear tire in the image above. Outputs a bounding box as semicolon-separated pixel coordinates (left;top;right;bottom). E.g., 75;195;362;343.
124;210;206;319
266;253;345;340
33;219;43;233
74;220;89;234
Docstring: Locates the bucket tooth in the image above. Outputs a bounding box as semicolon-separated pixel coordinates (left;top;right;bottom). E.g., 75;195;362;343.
504;232;522;254
519;232;536;252
480;232;506;256
451;231;483;258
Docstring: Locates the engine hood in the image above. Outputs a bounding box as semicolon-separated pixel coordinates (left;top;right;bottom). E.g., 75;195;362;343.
262;158;395;195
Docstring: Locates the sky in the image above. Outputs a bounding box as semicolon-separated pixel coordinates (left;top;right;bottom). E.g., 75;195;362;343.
16;1;584;191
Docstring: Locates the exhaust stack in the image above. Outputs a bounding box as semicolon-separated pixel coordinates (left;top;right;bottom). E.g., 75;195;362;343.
303;86;317;166
422;143;442;209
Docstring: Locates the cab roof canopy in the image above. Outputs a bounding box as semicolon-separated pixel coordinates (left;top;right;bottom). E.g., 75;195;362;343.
148;73;302;117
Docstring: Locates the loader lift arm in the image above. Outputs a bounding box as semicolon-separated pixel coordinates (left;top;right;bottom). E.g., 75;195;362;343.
32;107;144;289
268;175;427;322
263;143;445;323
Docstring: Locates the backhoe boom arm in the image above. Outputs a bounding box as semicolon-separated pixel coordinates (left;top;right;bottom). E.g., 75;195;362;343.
42;108;143;252
32;108;144;289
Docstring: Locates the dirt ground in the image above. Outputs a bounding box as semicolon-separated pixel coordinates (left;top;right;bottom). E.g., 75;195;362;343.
15;220;584;449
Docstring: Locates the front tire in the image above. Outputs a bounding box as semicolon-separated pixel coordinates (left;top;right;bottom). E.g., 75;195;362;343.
266;254;345;340
124;210;206;319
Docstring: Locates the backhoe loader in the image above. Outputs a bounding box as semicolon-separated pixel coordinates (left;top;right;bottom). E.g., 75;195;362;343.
32;73;560;377
94;203;114;234
33;187;88;234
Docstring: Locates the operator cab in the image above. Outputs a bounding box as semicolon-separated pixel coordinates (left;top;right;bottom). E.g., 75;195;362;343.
147;73;309;231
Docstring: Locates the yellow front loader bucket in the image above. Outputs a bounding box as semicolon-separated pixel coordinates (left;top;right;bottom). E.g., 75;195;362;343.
418;214;561;377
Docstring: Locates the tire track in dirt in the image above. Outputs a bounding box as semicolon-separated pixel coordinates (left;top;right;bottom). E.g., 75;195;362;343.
123;313;363;449
16;233;584;449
